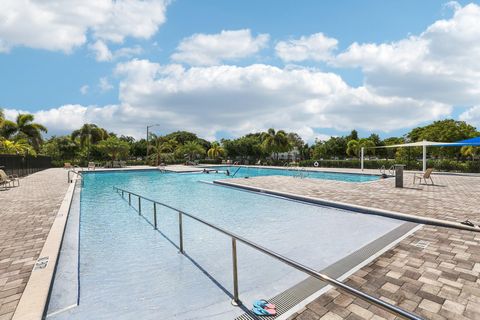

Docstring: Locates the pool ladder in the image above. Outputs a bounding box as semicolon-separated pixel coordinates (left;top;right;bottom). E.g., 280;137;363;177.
112;186;423;320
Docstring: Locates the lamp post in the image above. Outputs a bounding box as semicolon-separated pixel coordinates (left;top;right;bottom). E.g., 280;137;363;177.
146;124;160;164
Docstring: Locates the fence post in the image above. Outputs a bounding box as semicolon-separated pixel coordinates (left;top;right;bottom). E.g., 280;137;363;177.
153;203;157;230
138;196;141;214
128;193;131;205
178;211;184;253
231;238;240;306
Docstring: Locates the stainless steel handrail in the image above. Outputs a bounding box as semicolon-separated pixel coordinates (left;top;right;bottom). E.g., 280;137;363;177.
68;169;83;186
112;186;423;320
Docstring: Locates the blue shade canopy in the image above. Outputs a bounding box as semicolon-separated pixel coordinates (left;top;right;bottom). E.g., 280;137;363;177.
453;136;480;146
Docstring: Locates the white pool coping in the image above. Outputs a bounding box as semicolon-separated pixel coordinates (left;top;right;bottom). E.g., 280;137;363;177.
213;179;480;233
12;179;77;320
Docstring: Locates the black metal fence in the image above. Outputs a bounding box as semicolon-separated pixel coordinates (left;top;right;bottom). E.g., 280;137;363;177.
0;154;52;177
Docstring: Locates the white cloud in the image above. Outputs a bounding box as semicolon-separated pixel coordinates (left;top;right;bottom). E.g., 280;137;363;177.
459;106;480;127
89;40;144;62
3;104;134;136
275;33;338;62
334;3;480;106
0;0;168;53
4;61;451;141
314;134;335;142
80;85;89;95
89;40;113;61
171;29;269;66
112;60;449;138
99;77;114;92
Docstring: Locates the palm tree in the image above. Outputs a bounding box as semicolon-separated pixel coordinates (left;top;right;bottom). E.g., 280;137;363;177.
261;128;290;160
346;139;376;158
0;113;47;151
149;135;178;165
97;136;130;161
461;146;479;161
0;139;36;155
207;142;225;159
71;124;108;160
177;141;206;161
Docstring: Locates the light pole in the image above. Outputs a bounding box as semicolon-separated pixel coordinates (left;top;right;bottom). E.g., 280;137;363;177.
146;124;160;164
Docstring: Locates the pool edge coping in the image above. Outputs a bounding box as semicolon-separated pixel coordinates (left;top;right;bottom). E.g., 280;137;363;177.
213;179;480;233
12;179;77;320
273;223;423;320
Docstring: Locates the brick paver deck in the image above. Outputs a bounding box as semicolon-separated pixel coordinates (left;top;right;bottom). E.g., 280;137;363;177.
0;169;68;320
2;167;480;319
223;172;480;319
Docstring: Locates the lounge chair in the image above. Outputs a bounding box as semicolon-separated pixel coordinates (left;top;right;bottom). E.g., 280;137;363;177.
64;162;72;169
413;168;434;185
0;169;19;188
120;161;126;168
88;162;95;171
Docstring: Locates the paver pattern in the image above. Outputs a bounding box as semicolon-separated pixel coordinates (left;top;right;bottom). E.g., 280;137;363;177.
223;171;480;319
226;171;480;224
2;166;480;320
0;169;68;320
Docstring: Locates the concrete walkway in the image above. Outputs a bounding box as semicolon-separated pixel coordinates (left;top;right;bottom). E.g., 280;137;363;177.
0;169;68;320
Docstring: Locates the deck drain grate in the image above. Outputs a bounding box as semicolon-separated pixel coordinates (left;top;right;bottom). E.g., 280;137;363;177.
235;222;418;320
413;240;430;249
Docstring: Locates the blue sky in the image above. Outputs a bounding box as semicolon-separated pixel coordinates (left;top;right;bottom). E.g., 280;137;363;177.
1;0;480;142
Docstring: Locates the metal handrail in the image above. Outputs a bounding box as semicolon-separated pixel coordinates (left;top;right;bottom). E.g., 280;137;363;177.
68;169;83;186
230;166;242;177
112;186;423;320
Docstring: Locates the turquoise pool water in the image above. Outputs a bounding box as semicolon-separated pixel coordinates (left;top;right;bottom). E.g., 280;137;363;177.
203;166;380;182
48;170;402;320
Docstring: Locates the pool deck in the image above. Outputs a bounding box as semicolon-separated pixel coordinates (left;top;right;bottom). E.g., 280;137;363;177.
218;170;480;320
1;165;479;320
0;169;68;320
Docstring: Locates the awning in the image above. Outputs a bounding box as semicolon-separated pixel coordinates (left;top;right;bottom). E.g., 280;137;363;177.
452;136;480;146
374;140;459;148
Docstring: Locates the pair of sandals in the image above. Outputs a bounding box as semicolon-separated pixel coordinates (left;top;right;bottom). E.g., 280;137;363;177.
251;299;276;316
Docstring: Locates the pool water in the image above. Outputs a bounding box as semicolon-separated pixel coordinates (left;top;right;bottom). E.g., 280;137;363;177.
48;170;401;320
204;166;380;182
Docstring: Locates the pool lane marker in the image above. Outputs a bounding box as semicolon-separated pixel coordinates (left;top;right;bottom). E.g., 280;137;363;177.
213;179;480;234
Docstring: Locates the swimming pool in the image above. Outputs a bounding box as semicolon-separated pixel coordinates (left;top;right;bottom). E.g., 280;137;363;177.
47;170;405;319
202;166;380;182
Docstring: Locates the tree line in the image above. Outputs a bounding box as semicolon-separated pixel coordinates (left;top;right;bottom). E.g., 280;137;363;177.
1;108;479;167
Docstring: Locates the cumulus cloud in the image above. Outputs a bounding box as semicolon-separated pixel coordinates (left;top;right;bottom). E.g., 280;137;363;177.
89;40;113;61
4;60;451;141
171;29;269;66
460;106;480;127
0;0;168;53
275;33;338;62
3;104;140;137
334;3;480;106
89;40;144;62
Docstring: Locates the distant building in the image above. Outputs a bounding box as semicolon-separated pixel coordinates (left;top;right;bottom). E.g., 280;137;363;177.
274;147;300;161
